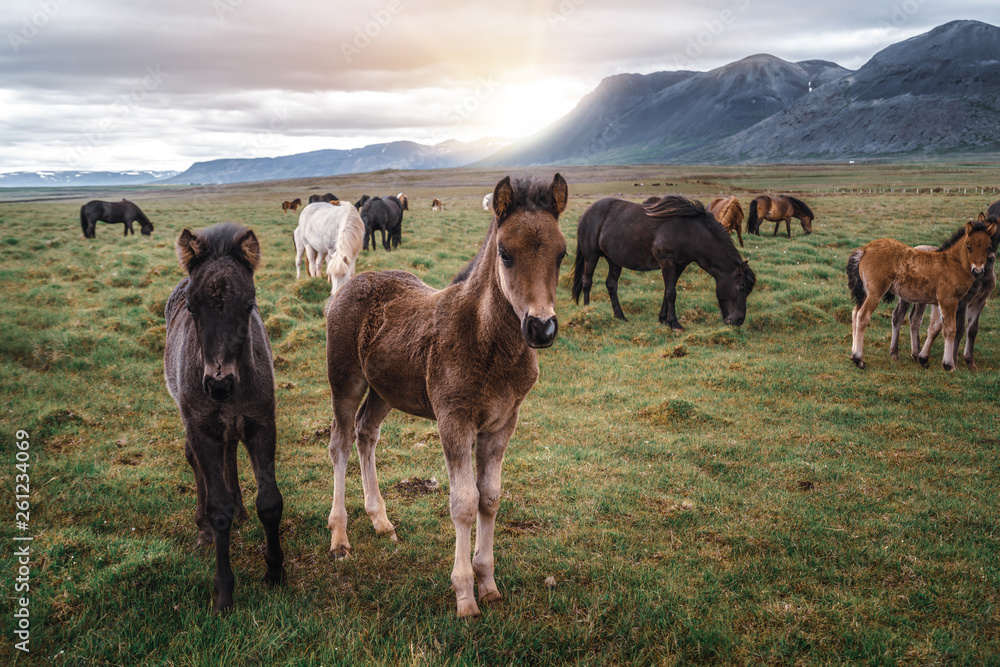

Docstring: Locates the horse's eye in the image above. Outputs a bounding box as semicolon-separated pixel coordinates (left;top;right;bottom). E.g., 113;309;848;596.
557;251;567;265
245;301;255;316
186;303;195;315
498;247;513;268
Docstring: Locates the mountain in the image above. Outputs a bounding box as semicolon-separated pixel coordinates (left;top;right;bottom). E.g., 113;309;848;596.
486;20;1000;166
0;170;177;187
166;138;509;185
687;20;1000;162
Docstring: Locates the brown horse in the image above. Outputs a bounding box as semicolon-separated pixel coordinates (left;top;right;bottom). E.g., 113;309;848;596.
164;222;285;612
431;197;443;211
710;196;745;247
891;209;1000;369
846;219;997;370
282;198;302;212
747;194;814;237
324;174;568;618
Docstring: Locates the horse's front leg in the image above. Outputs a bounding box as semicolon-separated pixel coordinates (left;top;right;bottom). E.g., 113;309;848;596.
472;413;518;606
124;221;132;236
735;222;744;248
786;219;792;238
935;301;960;371
242;416;285;585
439;417;480;618
657;261;683;330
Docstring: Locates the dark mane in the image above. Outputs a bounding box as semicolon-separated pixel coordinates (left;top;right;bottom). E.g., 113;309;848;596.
505;177;565;219
191;222;256;268
784;195;814;219
644;195;745;267
937;220;989;252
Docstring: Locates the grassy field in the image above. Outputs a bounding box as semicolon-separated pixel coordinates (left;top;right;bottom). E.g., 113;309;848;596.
1;163;999;665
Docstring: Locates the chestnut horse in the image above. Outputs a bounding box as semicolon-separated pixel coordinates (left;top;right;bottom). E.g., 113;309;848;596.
747;194;814;237
890;208;1000;369
572;195;756;329
431;197;443;211
709;196;745;247
324;174;568;618
846;219;997;370
164;222;285;612
281;198;302;212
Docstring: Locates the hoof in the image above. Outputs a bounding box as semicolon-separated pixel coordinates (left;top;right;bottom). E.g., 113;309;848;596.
329;546;351;560
213;599;234;615
942;363;955;372
196;530;214;547
479;589;503;604
264;567;286;586
917;356;930;368
851;356;865;369
966;362;978;371
890;352;899;361
235;506;250;523
456;598;481;619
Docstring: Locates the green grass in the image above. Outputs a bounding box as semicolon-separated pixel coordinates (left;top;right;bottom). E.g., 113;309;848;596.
2;163;999;665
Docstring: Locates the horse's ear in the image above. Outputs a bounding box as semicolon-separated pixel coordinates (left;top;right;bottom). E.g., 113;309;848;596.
966;221;976;236
175;229;205;273
739;260;750;272
978;212;987;223
987;221;998;237
235;228;261;271
493;176;514;224
549;173;568;218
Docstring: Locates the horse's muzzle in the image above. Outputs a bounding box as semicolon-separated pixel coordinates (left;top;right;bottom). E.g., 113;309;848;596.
972;267;985;278
203;374;236;402
724;314;745;326
522;315;558;348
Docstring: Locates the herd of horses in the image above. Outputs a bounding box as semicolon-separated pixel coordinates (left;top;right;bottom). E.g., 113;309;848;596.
80;175;999;617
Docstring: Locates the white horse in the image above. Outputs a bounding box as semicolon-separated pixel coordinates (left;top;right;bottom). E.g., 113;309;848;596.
482;192;493;211
293;202;365;296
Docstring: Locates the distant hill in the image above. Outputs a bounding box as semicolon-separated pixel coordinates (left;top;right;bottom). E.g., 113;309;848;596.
0;170;177;187
165;138;509;185
485;20;1000;166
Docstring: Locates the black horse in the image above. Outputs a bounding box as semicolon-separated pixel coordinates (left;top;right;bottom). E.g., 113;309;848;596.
360;196;403;251
354;194;371;210
572;196;756;329
164;222;285;613
309;192;339;204
80;199;153;238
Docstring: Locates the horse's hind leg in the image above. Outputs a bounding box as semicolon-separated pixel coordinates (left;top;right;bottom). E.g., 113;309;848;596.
242;416;285;585
963;290;990;370
580;257;599;305
472;414;517;606
850;292;882;368
889;299;910;360
917;306;943;368
327;374;367;559
908;303;927;361
354;391;396;541
605;261;627;320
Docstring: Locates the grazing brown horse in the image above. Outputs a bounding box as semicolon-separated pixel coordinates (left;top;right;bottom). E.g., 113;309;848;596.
164;222;285;612
282;198;302;212
709;196;745;247
396;192;409;210
747;194;814;237
324;174;568;618
846;219;997;370
431;197;443;211
891;209;1000;369
572;195;756;329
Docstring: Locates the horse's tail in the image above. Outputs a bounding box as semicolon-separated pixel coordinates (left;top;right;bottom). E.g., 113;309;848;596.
846;249;867;307
571;248;586;304
80;206;88;236
747;198;759;235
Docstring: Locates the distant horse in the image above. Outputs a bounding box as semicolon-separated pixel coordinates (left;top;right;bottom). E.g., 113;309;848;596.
360;197;402;251
890;208;1000;370
354;194;370;210
572;196;756;329
846;219;997;370
323;174;567;618
483;192;493;210
709;196;745;248
385;195;405;248
163;222;285;613
293;202;365;296
747;194;814;237
309;193;339;204
431;198;443;211
281;198;302;213
396;193;409;210
80;199;153;238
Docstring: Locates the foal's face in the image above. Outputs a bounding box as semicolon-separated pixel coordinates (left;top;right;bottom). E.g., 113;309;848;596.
495;214;567;348
966;223;996;277
185;259;257;402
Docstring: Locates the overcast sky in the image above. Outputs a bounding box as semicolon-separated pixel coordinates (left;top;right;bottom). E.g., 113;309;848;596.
1;0;997;173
